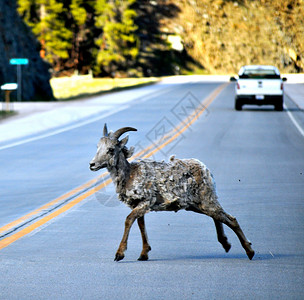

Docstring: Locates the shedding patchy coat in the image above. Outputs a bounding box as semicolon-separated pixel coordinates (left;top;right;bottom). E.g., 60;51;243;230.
122;156;221;214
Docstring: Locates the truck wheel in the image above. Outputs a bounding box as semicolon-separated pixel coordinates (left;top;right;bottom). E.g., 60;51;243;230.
275;97;283;111
235;98;242;111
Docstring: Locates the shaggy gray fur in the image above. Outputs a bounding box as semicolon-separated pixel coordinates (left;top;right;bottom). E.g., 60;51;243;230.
89;124;255;261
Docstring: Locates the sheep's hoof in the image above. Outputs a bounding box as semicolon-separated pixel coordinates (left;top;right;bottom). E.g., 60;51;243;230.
138;254;149;261
224;243;231;253
247;250;255;260
114;253;125;262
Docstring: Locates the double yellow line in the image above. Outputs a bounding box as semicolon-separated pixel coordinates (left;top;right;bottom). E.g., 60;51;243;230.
0;83;227;251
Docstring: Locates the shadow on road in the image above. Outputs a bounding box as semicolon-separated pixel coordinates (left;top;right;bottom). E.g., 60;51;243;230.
115;252;300;263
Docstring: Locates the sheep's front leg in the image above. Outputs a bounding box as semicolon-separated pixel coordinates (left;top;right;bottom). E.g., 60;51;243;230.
137;216;151;261
115;203;149;262
213;219;231;253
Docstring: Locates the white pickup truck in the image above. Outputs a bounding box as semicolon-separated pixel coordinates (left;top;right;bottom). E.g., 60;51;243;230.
231;65;287;111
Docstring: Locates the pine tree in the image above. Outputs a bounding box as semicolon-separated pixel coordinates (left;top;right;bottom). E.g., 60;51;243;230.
69;0;87;72
94;0;139;75
17;0;73;72
39;0;72;67
16;0;183;77
17;0;36;28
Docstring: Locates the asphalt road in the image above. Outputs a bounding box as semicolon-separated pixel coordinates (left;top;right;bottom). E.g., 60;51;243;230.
0;79;304;299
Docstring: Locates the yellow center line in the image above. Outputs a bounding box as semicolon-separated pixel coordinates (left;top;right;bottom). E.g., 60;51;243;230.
0;178;112;250
0;171;109;235
0;83;227;251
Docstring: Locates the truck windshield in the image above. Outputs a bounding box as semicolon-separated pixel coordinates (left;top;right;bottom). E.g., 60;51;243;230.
239;69;280;79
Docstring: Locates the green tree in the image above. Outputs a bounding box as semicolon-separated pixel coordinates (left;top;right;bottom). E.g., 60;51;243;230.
94;0;139;75
17;0;36;28
18;0;73;72
69;0;88;71
17;0;186;77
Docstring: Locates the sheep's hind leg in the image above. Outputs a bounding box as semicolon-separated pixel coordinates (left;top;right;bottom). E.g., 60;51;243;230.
213;219;231;253
137;216;151;261
214;210;255;260
186;204;254;260
186;206;231;254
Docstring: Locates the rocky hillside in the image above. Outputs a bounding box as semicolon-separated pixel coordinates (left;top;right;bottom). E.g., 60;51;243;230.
0;0;53;101
170;0;303;74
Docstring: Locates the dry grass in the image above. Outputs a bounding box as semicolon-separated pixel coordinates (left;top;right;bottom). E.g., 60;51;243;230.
50;75;159;100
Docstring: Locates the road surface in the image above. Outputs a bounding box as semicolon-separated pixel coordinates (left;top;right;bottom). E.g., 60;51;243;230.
0;78;303;299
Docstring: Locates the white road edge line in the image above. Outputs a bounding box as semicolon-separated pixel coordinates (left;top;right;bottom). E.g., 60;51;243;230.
0;83;180;151
284;103;304;138
0;105;129;151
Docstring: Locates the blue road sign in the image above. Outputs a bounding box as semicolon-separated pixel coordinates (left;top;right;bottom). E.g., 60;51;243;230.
10;58;29;65
9;58;28;101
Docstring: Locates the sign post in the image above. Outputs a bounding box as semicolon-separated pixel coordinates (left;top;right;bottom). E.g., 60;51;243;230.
9;58;29;101
1;83;18;112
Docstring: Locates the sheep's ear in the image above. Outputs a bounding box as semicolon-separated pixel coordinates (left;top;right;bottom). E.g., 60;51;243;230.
126;146;135;158
119;135;129;148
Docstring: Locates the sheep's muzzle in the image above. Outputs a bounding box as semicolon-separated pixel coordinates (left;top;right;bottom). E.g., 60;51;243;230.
89;162;107;171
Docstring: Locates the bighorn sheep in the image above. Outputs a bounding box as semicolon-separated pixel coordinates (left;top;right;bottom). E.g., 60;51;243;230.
90;124;255;261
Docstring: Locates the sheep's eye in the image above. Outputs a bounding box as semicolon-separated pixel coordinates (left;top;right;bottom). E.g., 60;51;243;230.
108;148;115;154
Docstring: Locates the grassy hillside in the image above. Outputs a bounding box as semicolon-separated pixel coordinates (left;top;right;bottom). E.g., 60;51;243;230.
167;0;303;74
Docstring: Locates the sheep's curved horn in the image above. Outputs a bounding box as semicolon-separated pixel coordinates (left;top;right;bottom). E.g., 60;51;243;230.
113;127;137;139
103;123;108;137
